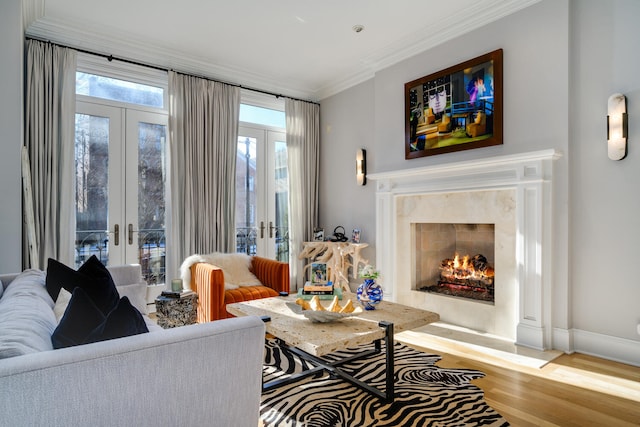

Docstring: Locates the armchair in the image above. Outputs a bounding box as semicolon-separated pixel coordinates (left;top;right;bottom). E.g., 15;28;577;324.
466;111;486;137
190;256;289;322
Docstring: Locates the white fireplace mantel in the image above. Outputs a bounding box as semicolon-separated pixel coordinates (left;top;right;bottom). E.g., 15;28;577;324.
368;149;562;350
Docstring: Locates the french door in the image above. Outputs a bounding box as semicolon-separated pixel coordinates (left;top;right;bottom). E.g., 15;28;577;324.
75;101;167;284
236;125;289;262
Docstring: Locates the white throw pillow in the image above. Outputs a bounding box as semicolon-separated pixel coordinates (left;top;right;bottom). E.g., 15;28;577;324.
53;288;72;322
207;253;262;290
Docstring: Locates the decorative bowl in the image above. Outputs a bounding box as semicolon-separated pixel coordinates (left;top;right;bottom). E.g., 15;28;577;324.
285;302;363;323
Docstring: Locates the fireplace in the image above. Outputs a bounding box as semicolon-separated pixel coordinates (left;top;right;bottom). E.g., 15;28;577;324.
369;150;561;350
415;223;495;303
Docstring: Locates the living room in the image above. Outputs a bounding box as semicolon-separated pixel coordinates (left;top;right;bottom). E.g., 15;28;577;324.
0;0;639;425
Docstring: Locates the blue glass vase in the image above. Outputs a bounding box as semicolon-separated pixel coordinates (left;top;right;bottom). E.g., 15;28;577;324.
357;278;383;310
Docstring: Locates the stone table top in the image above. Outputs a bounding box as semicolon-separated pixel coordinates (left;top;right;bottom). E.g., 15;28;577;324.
227;293;439;357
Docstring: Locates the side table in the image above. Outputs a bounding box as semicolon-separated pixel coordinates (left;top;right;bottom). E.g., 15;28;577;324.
155;294;198;328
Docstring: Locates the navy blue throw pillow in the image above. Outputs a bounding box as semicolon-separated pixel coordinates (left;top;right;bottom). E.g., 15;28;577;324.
52;290;149;350
85;297;149;344
46;256;119;315
51;288;105;349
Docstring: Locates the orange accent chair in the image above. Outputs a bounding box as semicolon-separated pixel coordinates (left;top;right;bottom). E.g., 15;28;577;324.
190;256;289;322
466;111;486;137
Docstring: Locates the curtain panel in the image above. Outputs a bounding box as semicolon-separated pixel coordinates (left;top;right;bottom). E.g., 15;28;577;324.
167;71;240;280
285;99;320;289
24;40;77;269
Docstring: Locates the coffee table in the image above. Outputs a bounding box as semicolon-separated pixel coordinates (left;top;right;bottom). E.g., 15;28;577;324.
227;294;439;403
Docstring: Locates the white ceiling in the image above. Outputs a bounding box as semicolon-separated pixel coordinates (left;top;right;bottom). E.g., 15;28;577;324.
25;0;539;101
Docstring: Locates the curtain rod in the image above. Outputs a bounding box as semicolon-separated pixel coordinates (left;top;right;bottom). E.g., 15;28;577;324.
26;36;320;106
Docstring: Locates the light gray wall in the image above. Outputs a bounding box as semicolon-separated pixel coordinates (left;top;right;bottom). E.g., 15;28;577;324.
570;0;640;341
319;79;376;286
0;0;24;273
370;1;571;335
320;0;640;356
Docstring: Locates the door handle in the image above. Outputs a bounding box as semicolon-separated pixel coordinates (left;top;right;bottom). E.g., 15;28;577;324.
128;224;135;245
113;224;119;246
260;221;265;239
269;221;274;238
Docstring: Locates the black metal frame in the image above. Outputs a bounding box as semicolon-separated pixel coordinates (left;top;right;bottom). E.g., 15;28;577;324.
262;320;396;403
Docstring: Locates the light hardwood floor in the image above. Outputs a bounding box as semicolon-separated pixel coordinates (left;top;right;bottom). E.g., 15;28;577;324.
403;338;640;426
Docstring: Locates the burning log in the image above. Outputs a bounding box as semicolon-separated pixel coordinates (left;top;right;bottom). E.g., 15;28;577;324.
422;253;495;302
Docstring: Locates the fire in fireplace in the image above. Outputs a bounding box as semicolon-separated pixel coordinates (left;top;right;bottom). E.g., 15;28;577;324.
420;253;495;303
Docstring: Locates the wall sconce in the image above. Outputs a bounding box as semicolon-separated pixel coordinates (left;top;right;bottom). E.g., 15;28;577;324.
356;148;367;185
607;93;628;160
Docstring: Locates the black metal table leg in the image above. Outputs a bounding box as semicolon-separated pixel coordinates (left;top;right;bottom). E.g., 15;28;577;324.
262;321;396;403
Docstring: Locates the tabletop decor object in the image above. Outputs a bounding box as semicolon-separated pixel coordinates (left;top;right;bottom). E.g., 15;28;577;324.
357;265;383;310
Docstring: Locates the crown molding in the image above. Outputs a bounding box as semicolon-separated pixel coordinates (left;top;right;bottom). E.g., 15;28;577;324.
26;16;317;102
21;0;44;29
314;0;541;100
26;0;540;102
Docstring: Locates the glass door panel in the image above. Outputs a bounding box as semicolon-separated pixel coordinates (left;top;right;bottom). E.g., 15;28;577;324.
75;113;110;266
135;120;167;285
126;110;167;285
236;133;259;256
74;103;122;267
236;126;288;261
271;134;289;262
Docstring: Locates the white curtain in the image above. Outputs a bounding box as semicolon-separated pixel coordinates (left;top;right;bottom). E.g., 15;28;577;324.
285;98;320;289
167;71;240;279
24;40;77;269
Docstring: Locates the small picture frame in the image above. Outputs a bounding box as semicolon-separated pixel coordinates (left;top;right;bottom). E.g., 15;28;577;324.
352;228;361;243
313;228;325;241
310;262;328;284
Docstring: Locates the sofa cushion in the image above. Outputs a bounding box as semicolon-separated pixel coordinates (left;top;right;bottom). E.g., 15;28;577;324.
46;256;119;315
116;283;149;315
52;288;149;349
0;270;56;359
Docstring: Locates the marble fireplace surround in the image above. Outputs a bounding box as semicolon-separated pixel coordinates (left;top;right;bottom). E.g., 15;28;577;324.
369;150;561;350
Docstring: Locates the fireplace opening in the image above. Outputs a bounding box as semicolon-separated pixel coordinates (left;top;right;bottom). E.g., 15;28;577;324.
414;223;495;304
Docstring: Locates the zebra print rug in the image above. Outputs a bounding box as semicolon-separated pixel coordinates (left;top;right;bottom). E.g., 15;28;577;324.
261;339;509;426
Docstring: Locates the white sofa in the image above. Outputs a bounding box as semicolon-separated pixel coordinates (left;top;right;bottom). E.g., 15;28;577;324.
0;265;265;427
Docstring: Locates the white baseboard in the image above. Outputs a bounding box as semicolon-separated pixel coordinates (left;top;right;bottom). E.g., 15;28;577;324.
552;327;573;353
569;328;640;367
516;322;546;351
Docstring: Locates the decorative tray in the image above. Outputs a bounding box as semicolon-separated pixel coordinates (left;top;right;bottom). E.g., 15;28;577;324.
285;302;363;323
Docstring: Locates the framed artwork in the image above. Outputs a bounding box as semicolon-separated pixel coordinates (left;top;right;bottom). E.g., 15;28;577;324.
310;262;328;285
404;49;503;159
352;228;361;243
313;228;325;241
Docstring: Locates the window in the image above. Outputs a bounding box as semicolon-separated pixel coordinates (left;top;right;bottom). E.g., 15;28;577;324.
76;72;164;108
237;94;289;262
74;54;169;290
